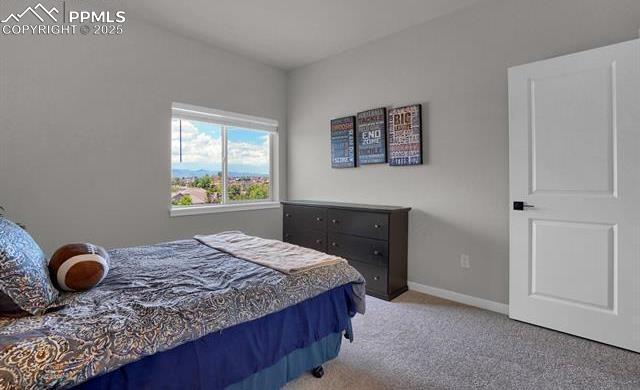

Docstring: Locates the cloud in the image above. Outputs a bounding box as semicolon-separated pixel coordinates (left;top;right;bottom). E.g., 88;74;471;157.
228;140;269;167
172;120;269;169
171;120;221;164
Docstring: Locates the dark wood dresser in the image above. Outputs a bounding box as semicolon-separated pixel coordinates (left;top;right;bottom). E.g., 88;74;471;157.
281;200;410;300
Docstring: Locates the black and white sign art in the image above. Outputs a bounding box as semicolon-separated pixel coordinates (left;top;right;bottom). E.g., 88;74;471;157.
330;116;356;168
356;108;387;165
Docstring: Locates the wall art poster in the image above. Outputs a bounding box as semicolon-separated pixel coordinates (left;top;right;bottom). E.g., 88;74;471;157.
330;116;356;168
388;104;423;166
356;107;387;165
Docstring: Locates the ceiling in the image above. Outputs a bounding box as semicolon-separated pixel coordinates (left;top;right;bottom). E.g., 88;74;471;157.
123;0;479;70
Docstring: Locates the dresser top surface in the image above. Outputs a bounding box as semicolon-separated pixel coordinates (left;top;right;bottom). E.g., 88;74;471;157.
281;200;411;213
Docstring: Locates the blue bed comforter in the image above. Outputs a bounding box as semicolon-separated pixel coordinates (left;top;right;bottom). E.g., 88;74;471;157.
77;284;357;390
0;239;365;389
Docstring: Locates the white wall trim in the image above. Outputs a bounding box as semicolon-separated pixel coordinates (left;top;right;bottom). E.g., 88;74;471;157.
172;102;279;132
170;201;281;217
408;281;509;315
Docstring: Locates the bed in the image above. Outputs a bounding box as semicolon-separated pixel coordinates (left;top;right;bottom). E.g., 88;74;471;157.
0;238;365;389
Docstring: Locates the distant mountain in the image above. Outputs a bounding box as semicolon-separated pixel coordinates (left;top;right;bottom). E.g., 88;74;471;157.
172;169;215;178
172;169;268;178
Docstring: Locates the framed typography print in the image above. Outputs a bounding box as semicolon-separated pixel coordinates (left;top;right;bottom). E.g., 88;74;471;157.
356;107;387;165
330;116;356;168
388;104;423;166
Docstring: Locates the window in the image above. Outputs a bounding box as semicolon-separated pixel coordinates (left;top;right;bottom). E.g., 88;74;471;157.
170;103;278;216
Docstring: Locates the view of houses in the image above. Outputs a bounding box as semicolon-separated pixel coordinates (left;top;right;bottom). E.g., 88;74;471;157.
171;172;270;206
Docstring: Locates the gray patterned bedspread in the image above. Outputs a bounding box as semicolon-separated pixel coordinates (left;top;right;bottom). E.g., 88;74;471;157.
0;239;365;389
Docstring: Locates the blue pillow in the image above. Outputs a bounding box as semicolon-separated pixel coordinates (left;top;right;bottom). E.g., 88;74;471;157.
0;291;27;317
0;217;58;315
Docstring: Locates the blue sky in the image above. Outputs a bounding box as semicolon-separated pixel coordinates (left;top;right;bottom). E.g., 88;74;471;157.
171;119;269;175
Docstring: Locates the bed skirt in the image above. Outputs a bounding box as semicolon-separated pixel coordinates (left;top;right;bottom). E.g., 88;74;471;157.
227;331;342;390
74;284;357;390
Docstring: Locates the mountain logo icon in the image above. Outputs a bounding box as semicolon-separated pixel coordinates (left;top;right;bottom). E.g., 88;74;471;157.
2;3;59;23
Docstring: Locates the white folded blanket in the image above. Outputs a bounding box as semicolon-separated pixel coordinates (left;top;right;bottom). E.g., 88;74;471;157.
194;231;347;274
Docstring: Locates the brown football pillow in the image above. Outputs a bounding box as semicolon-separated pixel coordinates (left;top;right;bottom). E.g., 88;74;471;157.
49;243;110;292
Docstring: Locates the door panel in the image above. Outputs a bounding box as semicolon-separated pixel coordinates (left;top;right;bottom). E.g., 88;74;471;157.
531;220;615;311
531;65;616;195
509;39;640;352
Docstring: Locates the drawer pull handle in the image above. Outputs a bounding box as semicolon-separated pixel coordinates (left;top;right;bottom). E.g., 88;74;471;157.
373;276;380;281
315;239;322;244
285;213;292;218
373;250;380;256
316;217;323;222
374;224;381;229
331;219;338;224
331;242;337;247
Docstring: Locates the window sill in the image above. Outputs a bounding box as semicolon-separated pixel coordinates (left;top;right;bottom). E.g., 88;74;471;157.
170;201;281;217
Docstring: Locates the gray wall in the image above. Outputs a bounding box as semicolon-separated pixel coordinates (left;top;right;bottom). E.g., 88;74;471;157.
287;0;640;304
0;16;287;254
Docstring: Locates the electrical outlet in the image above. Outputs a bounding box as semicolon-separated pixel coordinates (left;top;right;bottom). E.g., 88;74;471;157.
460;254;471;269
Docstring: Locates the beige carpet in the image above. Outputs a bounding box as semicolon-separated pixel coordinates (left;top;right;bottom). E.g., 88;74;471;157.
285;291;640;390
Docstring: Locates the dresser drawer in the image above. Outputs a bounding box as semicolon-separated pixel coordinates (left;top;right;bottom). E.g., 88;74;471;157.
350;260;387;295
283;205;327;232
328;209;388;240
327;232;388;267
283;229;326;252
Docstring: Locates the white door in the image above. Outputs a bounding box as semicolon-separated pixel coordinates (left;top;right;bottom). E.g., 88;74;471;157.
509;39;640;352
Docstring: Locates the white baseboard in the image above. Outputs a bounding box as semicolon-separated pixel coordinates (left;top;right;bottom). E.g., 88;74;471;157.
407;281;509;315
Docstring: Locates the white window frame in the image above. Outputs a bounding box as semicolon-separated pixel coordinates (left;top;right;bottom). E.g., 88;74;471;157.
170;102;280;217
